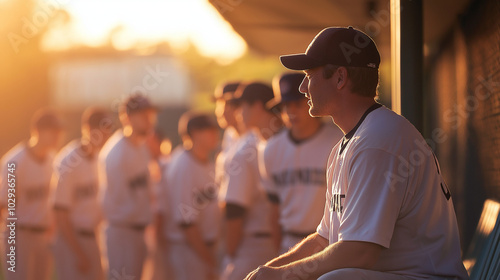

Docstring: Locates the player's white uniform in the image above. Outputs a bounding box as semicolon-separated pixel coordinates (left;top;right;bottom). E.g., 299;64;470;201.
52;141;104;280
0;143;54;280
215;127;239;187
259;124;342;253
316;106;469;280
163;149;220;280
220;131;277;280
99;131;152;279
149;156;171;280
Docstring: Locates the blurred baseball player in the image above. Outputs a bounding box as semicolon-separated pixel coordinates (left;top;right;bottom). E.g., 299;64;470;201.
146;130;172;280
219;82;282;280
159;112;221;280
259;73;343;254
214;81;242;151
52;107;113;280
213;82;243;189
246;27;468;280
99;94;157;279
1;109;64;280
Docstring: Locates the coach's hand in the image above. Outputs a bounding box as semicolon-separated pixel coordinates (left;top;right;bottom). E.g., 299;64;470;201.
244;265;283;280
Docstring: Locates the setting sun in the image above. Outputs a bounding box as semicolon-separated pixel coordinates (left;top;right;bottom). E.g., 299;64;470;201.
42;0;247;62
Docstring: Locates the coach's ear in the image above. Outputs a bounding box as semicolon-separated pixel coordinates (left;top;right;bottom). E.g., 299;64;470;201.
336;67;348;90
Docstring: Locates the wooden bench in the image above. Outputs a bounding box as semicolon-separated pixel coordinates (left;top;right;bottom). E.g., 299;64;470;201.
463;199;500;279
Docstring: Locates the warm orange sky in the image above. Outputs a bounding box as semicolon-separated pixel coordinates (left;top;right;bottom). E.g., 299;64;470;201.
42;0;247;63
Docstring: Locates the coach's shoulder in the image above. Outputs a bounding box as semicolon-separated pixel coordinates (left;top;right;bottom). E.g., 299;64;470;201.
351;106;421;152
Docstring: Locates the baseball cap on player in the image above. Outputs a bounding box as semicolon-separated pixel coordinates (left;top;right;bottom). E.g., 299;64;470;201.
120;94;156;115
213;81;240;102
266;73;306;110
30;108;64;131
178;112;219;138
280;26;380;70
233;82;274;108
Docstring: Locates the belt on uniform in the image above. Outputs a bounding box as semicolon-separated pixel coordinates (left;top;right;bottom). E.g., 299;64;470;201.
252;232;272;238
110;223;147;231
284;231;313;239
76;230;95;237
18;226;47;233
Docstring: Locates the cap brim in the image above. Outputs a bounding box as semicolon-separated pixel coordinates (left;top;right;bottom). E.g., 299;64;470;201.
280;54;324;70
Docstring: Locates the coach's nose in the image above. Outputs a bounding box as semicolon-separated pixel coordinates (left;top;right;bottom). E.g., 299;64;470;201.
299;76;309;97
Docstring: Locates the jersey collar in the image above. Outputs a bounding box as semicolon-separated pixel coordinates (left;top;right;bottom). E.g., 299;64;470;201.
339;103;382;155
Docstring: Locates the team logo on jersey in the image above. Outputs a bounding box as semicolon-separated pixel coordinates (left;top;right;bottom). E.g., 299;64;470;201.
129;173;148;191
74;183;97;200
193;186;217;206
330;193;345;214
25;185;49;201
272;168;326;187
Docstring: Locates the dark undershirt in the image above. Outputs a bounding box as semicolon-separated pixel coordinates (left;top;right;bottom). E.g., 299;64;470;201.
339;103;382;155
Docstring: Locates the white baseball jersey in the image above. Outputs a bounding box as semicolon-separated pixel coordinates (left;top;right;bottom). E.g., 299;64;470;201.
221;126;239;152
52;140;102;231
259;124;342;233
215;127;240;187
316;106;468;279
0;143;54;228
165;149;220;242
220;130;272;235
99;131;153;226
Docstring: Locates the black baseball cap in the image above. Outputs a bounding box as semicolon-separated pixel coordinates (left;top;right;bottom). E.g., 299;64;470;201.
267;73;306;110
213;82;240;102
120;94;156;115
280;26;380;70
178;112;219;138
233;82;274;107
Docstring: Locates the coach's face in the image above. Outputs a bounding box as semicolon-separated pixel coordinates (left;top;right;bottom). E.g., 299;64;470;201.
300;67;337;117
128;109;157;136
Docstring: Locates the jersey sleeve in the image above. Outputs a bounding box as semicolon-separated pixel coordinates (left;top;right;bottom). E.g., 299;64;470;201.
52;159;74;209
257;142;277;195
316;188;331;240
170;160;199;225
316;146;336;240
155;164;169;214
338;148;407;248
98;151;128;218
221;146;257;208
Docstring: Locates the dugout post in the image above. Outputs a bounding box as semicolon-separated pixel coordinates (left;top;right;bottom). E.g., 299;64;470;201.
390;0;424;132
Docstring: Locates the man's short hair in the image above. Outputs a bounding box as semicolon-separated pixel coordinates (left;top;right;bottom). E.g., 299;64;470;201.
30;108;64;131
323;64;379;98
81;107;111;130
178;112;219;139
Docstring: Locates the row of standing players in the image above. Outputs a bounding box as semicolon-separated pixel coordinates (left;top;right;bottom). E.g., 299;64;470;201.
0;72;343;280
